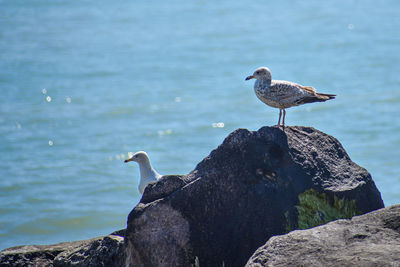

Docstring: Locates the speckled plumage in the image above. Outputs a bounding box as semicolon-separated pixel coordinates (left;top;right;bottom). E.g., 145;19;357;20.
246;67;336;126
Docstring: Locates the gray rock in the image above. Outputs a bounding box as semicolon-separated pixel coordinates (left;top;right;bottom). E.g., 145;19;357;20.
141;175;189;204
246;205;400;267
53;235;124;267
109;229;126;238
125;126;384;267
0;241;80;267
0;234;124;267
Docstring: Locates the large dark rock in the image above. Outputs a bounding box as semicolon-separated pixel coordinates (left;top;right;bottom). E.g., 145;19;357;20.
125;126;384;267
246;205;400;267
0;233;124;267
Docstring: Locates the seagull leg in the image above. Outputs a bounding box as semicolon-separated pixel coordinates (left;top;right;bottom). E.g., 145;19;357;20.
282;109;286;127
277;109;282;126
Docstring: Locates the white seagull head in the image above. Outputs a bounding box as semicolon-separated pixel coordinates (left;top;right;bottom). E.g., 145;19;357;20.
124;151;150;164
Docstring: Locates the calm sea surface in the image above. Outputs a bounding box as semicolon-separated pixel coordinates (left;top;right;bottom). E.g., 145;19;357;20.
1;0;399;250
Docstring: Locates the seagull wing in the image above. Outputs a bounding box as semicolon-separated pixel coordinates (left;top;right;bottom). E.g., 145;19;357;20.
270;80;335;106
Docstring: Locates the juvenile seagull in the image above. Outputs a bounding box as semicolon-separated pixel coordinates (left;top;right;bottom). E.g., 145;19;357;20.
245;67;336;127
124;151;162;194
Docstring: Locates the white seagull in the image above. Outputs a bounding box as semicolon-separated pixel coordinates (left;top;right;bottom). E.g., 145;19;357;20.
124;151;162;194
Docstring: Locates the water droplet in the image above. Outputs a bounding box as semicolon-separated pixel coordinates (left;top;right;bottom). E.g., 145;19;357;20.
175;97;181;102
46;96;52;102
42;88;47;95
48;140;54;146
16;122;22;129
348;24;354;30
66;97;72;103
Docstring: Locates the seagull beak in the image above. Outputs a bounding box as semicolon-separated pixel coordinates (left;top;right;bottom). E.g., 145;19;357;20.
124;158;133;163
245;75;254;81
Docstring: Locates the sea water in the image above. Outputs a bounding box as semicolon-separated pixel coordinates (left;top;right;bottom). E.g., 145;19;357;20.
0;0;399;250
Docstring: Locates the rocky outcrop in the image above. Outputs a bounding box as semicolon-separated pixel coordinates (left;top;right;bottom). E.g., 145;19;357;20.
246;205;400;267
0;232;124;267
125;126;384;267
1;126;387;267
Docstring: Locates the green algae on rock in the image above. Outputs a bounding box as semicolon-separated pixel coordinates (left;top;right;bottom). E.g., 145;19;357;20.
296;188;360;229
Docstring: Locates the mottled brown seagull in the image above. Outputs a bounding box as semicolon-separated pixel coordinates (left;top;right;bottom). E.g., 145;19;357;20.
245;67;336;127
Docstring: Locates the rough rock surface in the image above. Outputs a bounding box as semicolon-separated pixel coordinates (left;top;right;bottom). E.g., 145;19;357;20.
246;205;400;267
125;126;384;267
0;232;124;267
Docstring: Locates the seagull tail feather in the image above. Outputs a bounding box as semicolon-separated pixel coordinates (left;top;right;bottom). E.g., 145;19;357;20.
316;92;336;100
296;93;336;105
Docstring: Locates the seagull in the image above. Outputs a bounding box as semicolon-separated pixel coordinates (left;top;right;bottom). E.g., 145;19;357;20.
124;151;162;194
245;67;336;127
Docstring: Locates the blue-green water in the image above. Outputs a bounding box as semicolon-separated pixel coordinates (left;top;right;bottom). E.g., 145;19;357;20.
1;0;399;250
